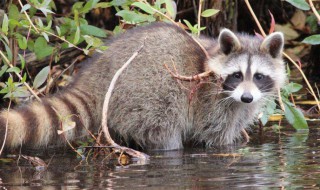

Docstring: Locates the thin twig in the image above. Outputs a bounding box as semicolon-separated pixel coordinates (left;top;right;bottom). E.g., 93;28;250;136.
278;88;285;112
164;63;211;81
18;0;39;33
100;44;144;145
284;54;320;112
241;128;250;143
99;41;149;160
191;36;210;59
197;0;203;36
42;30;84;52
244;0;320;112
0;99;12;156
308;0;320;22
244;0;266;37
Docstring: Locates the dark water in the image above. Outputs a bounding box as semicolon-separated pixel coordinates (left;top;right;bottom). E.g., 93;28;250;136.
1;126;320;189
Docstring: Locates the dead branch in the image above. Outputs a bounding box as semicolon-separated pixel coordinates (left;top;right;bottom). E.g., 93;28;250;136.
0;99;11;156
99;41;149;160
241;129;250;143
164;63;212;81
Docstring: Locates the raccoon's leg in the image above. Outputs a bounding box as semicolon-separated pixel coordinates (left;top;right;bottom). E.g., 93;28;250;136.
109;97;188;150
0;88;98;149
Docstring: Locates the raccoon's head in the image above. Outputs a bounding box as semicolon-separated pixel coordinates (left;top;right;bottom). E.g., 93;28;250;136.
208;29;286;103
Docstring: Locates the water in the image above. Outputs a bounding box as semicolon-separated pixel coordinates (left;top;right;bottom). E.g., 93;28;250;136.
1;127;320;189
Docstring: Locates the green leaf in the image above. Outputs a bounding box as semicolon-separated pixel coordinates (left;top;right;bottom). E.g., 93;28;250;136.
260;100;277;126
45;20;52;30
164;0;176;19
42;32;49;42
4;43;12;62
201;9;219;17
18;54;26;69
33;66;50;89
27;39;35;51
155;0;165;9
132;2;155;15
285;0;310;10
6;66;20;74
17;35;28;50
282;82;303;94
112;25;124;35
8;5;20;20
110;0;132;6
74;26;80;44
20;4;31;13
116;10;156;24
12;87;31;98
34;37;54;59
183;20;198;34
37;18;44;28
72;2;84;12
39;8;54;17
2;14;9;35
95;2;112;8
22;73;27;83
81;0;99;14
56;26;61;36
302;34;320;45
0;65;8;77
283;100;308;130
80;24;107;37
9;19;21;32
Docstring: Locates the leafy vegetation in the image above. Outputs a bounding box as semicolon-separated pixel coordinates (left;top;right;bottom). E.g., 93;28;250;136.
0;0;107;101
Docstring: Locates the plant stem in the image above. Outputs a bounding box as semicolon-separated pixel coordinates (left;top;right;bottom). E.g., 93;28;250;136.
0;99;12;156
18;0;39;33
42;30;84;52
197;0;203;36
308;0;320;22
244;0;266;37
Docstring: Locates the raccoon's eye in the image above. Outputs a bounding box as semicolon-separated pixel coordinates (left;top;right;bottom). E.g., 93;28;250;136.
232;72;242;79
254;73;265;80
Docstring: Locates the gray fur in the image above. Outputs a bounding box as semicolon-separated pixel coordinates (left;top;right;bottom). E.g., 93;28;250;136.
0;22;286;150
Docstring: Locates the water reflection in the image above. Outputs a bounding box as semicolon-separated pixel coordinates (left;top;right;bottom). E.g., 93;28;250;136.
1;130;320;189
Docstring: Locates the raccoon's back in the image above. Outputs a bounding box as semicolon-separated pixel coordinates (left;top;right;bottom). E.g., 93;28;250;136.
82;23;212;149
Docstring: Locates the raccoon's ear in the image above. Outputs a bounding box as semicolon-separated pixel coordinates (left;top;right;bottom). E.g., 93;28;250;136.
260;32;284;58
218;28;241;55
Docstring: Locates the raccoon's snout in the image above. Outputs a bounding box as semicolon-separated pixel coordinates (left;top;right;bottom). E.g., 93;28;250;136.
241;92;253;103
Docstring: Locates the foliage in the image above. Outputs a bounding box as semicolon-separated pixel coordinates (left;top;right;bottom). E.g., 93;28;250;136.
260;10;311;130
0;0;108;102
261;81;308;130
286;0;320;45
285;0;310;11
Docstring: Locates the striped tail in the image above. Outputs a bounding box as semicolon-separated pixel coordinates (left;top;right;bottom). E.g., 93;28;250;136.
0;88;98;149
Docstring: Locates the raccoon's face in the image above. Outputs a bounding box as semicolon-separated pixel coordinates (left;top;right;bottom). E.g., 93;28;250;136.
208;29;286;104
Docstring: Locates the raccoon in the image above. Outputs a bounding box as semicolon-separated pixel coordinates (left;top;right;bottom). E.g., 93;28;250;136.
0;22;286;150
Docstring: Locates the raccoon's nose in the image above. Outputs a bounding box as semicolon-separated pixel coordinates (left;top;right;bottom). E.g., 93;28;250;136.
241;92;253;103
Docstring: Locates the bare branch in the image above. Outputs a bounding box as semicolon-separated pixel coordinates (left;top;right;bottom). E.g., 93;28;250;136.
241;128;250;143
99;41;149;160
164;63;211;81
0;99;12;156
309;0;320;23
